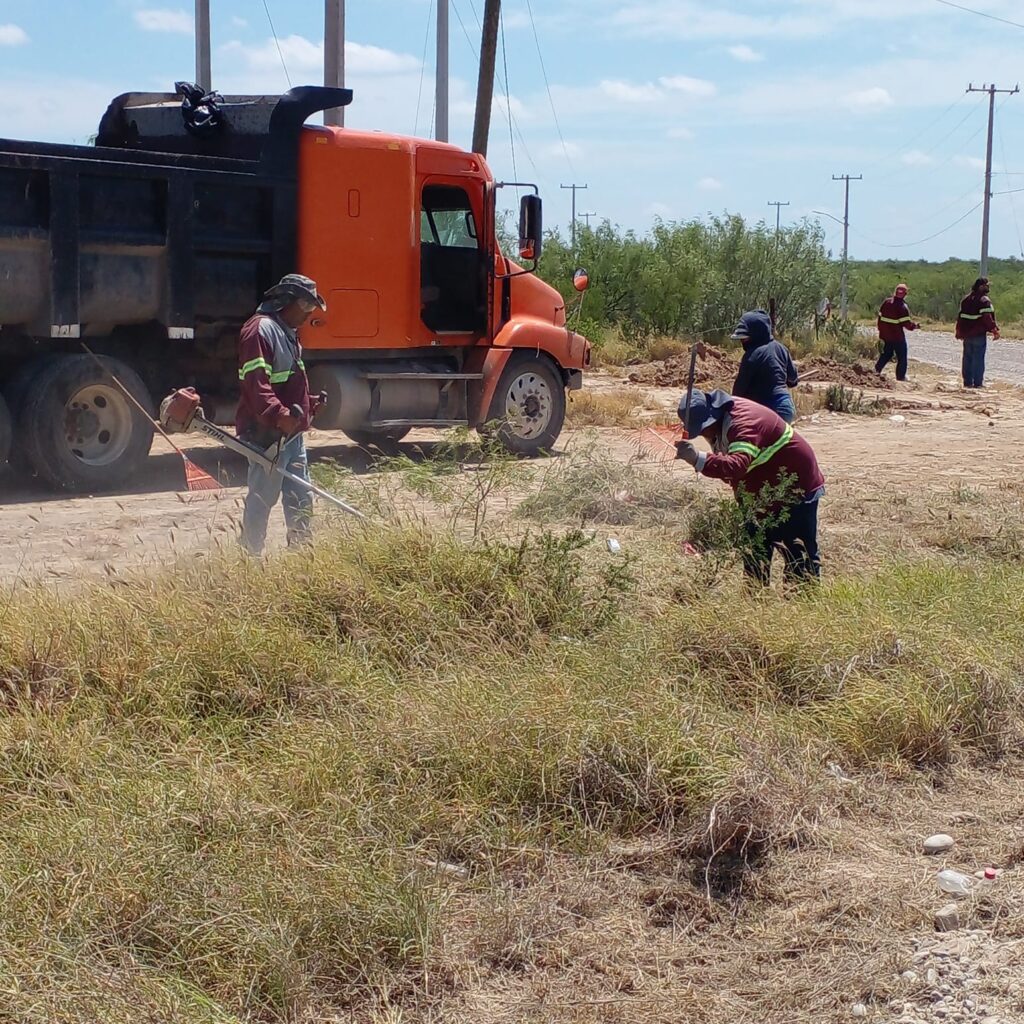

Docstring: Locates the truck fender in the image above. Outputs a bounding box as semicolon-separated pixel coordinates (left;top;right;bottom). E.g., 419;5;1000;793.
465;347;513;427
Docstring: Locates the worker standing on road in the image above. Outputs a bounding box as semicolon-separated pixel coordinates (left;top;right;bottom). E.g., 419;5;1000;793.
730;309;800;423
676;389;825;585
956;277;1000;389
875;283;918;382
237;273;326;555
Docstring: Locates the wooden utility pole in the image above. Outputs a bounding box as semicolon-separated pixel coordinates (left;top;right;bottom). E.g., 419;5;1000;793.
561;183;588;251
472;0;501;155
436;0;449;142
195;0;211;91
967;82;1019;276
580;211;597;229
767;200;790;239
832;174;862;320
324;0;346;127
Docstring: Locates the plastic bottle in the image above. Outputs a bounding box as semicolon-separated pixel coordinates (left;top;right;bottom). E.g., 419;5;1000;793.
937;869;974;896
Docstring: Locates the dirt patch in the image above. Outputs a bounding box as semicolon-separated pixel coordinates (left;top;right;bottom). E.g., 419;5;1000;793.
797;357;894;390
627;344;739;389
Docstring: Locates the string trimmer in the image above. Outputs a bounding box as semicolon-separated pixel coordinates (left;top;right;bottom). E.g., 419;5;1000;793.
159;387;365;519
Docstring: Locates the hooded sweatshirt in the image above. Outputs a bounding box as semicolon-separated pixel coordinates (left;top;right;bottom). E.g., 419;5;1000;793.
731;311;799;410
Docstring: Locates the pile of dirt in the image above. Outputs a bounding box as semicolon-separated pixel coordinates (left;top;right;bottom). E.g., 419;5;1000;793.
627;344;739;388
797;357;894;390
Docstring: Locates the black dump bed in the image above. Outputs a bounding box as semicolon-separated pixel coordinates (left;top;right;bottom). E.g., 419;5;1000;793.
0;86;350;349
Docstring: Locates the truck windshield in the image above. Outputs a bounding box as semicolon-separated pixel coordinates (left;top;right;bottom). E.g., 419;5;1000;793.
421;186;478;249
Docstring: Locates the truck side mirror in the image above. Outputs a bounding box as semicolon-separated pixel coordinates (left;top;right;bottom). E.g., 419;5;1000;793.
519;194;542;262
572;268;590;292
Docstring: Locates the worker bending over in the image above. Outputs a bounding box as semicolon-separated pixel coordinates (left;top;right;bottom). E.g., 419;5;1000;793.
676;389;825;585
730;310;800;423
237;273;326;555
875;283;918;382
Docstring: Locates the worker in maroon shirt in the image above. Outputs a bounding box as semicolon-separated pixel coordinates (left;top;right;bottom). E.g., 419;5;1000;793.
237;273;326;554
676;389;825;584
955;277;999;388
875;282;918;382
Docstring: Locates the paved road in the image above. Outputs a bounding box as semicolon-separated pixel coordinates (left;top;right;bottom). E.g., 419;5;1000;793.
908;330;1024;385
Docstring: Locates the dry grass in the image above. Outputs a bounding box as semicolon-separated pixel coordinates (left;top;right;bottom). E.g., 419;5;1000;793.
566;388;673;428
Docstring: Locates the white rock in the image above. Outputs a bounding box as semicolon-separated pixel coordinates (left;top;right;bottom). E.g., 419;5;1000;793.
926;968;939;985
902;970;919;982
924;833;956;855
606;537;622;554
935;903;960;933
851;1004;868;1018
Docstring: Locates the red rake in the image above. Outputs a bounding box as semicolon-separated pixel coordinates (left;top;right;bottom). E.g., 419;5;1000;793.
81;344;222;495
632;422;685;463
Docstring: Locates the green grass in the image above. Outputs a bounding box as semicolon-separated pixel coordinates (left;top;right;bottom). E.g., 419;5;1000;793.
1;516;1023;1021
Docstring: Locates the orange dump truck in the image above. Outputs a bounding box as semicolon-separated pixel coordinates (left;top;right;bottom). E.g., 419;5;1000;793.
0;86;590;492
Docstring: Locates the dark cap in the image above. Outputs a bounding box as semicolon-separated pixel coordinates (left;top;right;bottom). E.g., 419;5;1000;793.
263;273;327;311
677;388;733;438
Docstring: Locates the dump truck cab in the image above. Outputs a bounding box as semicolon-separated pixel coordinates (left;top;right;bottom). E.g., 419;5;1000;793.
0;85;589;492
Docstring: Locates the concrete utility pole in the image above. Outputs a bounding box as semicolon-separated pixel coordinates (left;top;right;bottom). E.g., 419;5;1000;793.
580;211;597;229
324;0;346;127
471;0;501;155
967;82;1019;277
195;0;211;91
832;174;862;320
561;183;588;251
436;0;449;142
768;200;790;239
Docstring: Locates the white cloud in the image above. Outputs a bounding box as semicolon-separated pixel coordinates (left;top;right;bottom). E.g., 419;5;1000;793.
727;44;763;62
230;16;248;29
133;8;193;34
901;150;933;166
667;125;694;140
599;79;663;103
659;75;717;98
539;140;585;162
0;23;29;45
840;86;894;114
955;155;986;172
221;35;420;76
698;176;723;191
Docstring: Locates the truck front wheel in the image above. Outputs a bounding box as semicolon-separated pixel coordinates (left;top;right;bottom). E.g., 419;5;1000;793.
0;395;10;465
485;354;566;456
19;354;155;492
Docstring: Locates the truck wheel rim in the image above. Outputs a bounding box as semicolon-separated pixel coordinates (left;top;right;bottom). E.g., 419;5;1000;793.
63;384;133;466
504;370;552;439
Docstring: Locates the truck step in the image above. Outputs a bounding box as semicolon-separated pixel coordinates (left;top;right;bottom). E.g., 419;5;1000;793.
361;371;484;381
370;418;470;429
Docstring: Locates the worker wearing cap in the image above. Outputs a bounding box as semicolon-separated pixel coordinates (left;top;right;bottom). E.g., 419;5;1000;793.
956;276;1000;388
237;273;326;555
730;309;800;423
676;389;825;585
875;283;918;382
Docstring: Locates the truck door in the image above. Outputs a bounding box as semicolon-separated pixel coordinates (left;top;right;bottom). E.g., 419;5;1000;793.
419;183;486;336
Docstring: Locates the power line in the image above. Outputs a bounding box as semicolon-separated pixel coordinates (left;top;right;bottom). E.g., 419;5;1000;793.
525;0;575;174
259;0;292;88
499;7;518;187
851;201;983;249
413;0;434;136
930;0;1024;30
862;93;966;174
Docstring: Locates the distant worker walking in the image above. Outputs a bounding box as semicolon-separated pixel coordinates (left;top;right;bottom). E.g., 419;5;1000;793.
875;283;918;382
237;273;326;555
675;390;825;585
730;309;800;423
956;277;999;389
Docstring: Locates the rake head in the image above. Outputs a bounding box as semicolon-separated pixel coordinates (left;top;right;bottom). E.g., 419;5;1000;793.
181;454;221;494
632;422;685;463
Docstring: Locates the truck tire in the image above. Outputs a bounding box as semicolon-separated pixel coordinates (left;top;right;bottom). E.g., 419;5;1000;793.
342;427;411;452
19;354;155;492
0;395;10;466
3;357;58;472
485;353;566;456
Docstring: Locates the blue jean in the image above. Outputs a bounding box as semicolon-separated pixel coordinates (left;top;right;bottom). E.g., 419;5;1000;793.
962;335;987;388
241;432;312;554
770;392;796;423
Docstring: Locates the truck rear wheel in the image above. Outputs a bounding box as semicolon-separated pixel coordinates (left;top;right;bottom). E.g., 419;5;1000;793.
0;395;10;465
19;354;155;492
342;427;411;452
485;353;565;456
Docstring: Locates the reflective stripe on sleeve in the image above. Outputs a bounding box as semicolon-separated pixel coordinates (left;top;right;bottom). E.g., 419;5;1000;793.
879;315;912;324
239;357;271;380
747;423;795;471
728;441;760;457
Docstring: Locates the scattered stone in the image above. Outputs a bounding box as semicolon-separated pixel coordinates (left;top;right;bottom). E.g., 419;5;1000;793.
925;833;956;855
902;970;919;982
935;903;961;933
926;968;939;985
851;1003;868;1018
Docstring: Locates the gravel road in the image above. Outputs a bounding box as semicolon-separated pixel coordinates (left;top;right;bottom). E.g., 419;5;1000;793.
907;330;1024;386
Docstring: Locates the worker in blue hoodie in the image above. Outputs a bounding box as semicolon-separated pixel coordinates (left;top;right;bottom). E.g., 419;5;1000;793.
730;309;800;423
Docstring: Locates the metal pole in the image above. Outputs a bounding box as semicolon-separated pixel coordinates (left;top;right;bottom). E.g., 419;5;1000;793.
472;0;501;155
768;200;790;239
832;174;861;320
580;211;596;229
436;0;449;142
324;0;345;127
967;83;1019;277
561;183;588;252
195;0;211;91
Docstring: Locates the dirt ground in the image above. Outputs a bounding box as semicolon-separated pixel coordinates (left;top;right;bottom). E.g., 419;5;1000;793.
1;353;1018;586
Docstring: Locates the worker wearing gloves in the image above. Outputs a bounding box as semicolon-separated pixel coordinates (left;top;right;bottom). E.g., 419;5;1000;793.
676;389;825;585
237;273;326;554
730;309;800;423
956;277;999;389
875;283;918;382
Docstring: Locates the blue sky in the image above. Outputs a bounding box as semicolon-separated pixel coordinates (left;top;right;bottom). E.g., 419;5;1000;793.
2;0;1024;262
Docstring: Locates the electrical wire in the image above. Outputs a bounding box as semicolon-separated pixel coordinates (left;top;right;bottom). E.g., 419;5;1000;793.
413;0;434;136
861;93;966;173
851;201;983;248
524;0;575;175
499;8;519;189
259;0;292;88
930;0;1024;30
